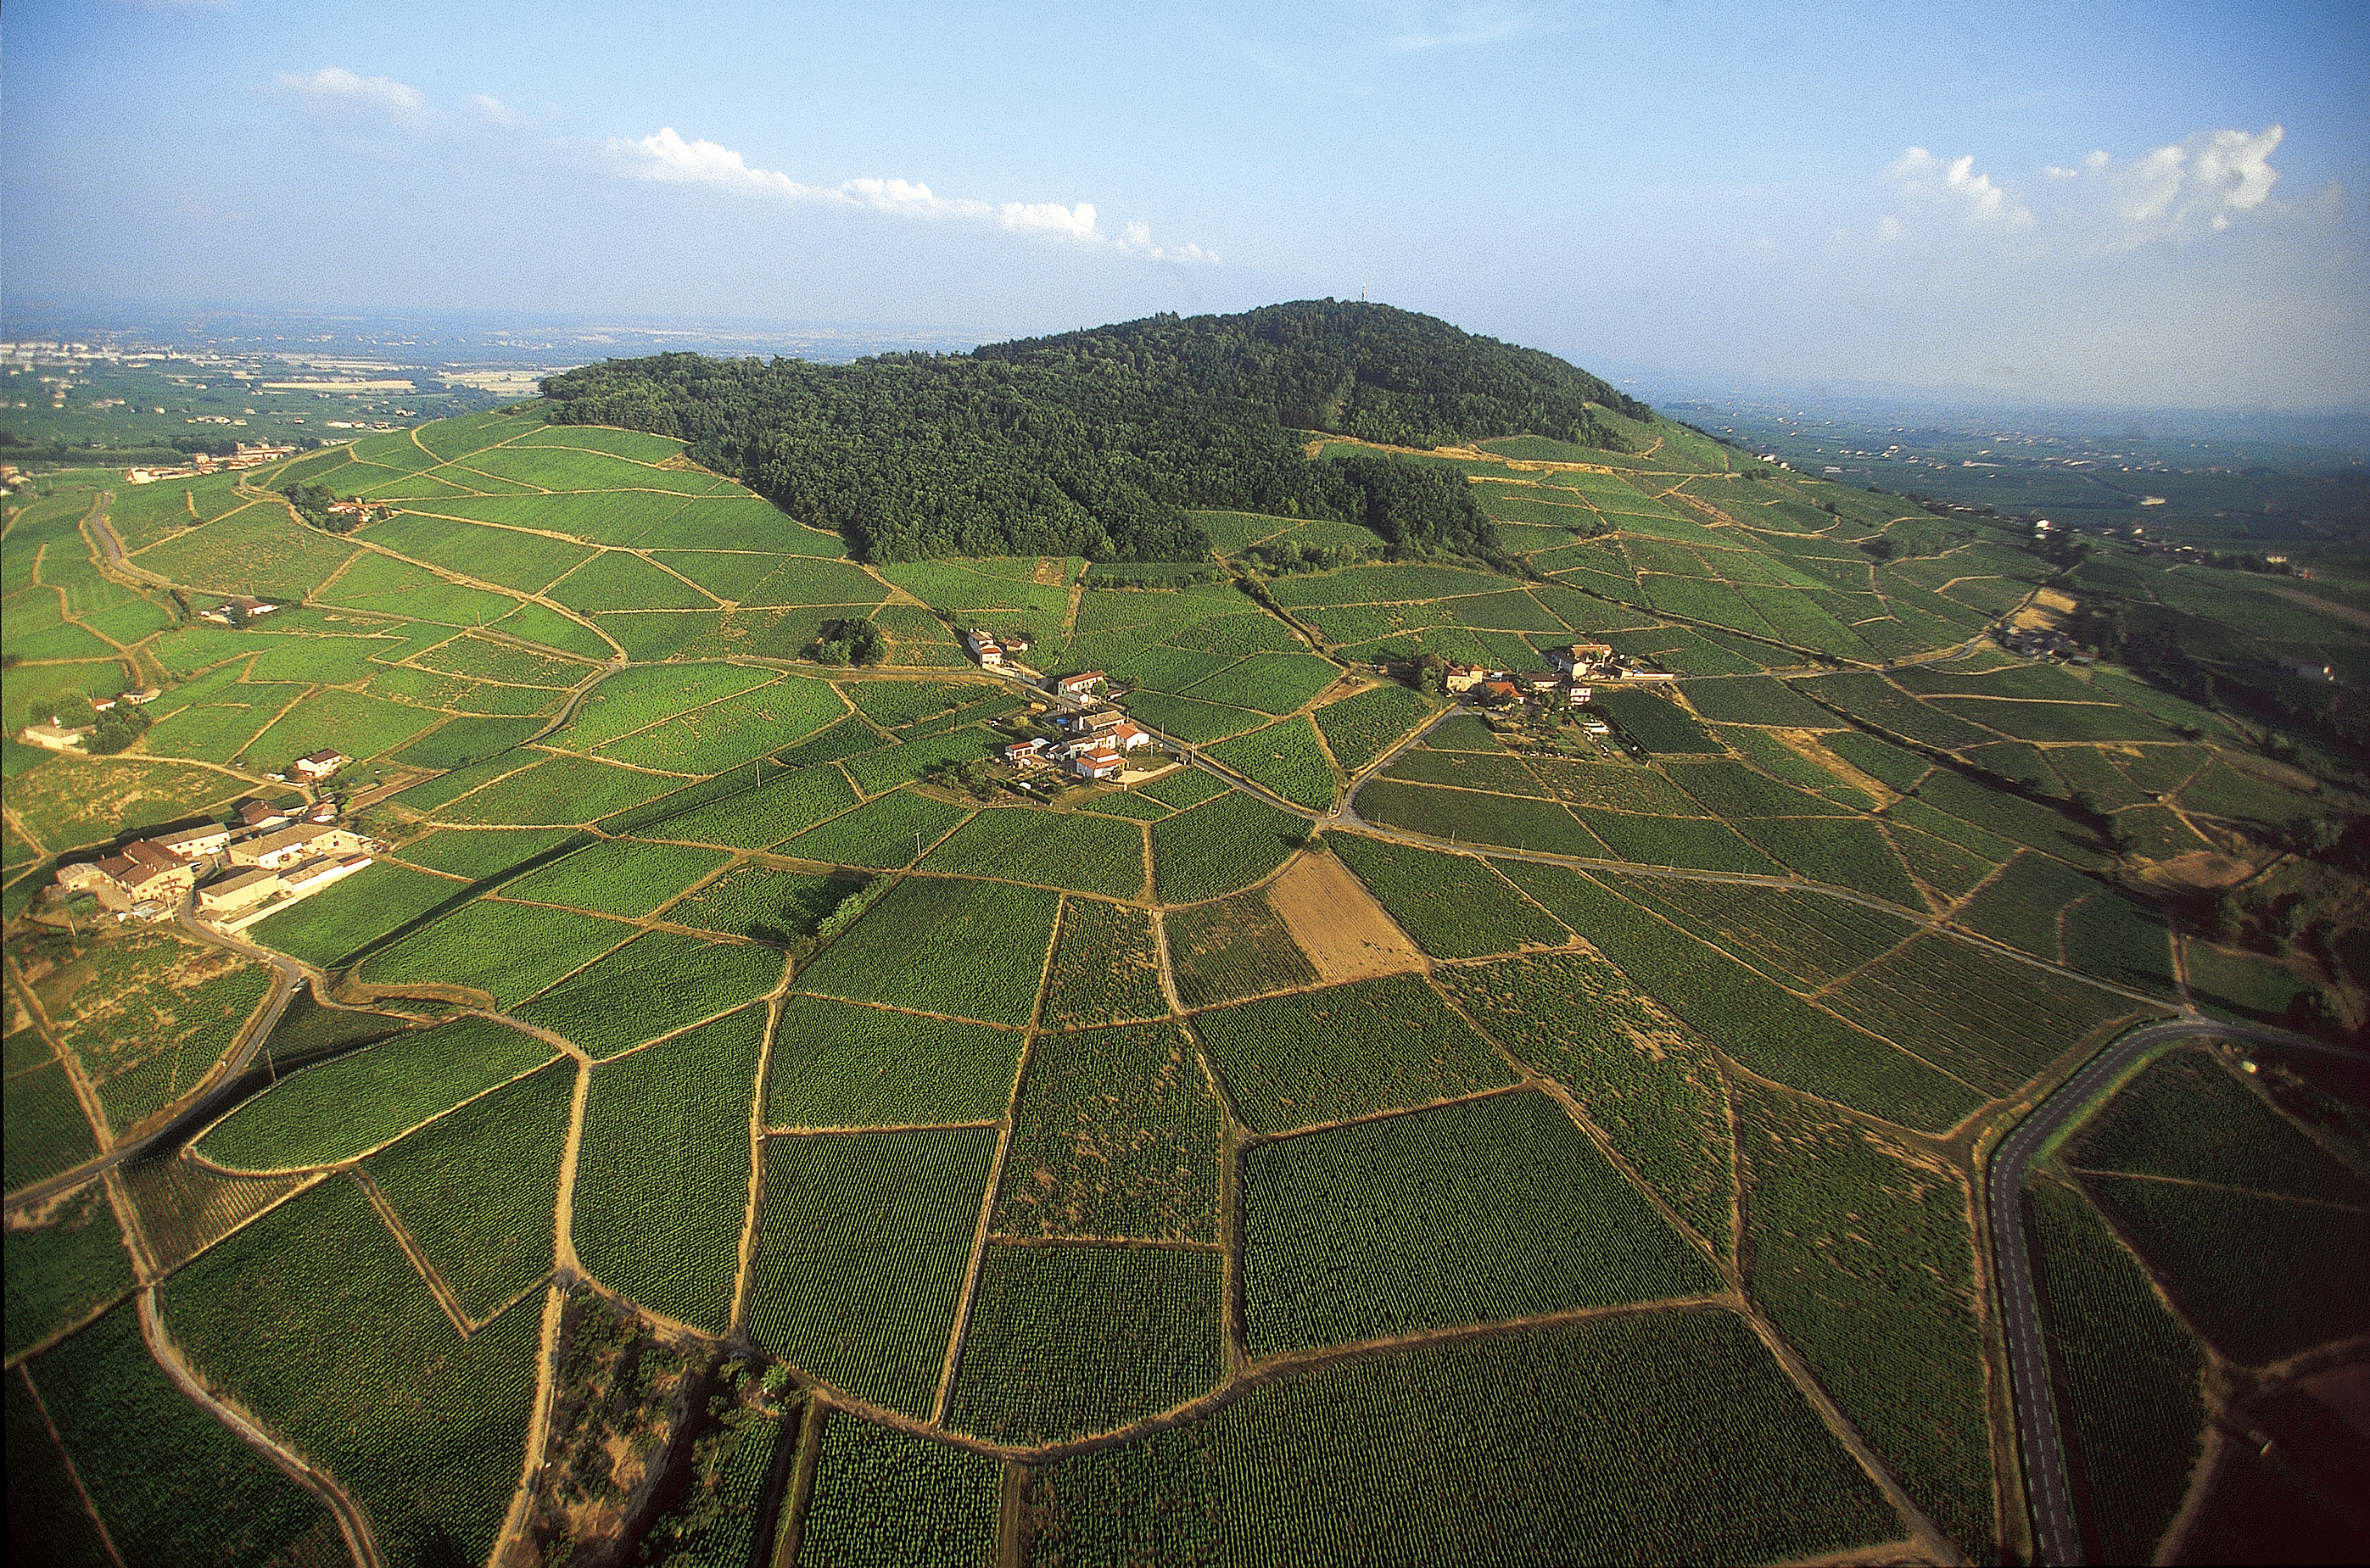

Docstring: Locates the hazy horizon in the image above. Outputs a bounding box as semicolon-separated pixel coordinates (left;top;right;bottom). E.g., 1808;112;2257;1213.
7;0;2367;410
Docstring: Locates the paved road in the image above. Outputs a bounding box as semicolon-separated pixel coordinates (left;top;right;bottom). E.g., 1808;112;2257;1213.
4;901;311;1213
1985;1018;2368;1565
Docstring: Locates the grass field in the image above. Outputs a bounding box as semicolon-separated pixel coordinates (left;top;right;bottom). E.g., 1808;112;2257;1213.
572;1007;767;1333
1193;973;1518;1135
918;806;1148;901
1026;1309;1900;1564
799;1413;1002;1568
1039;897;1169;1029
159;1176;545;1566
1736;1080;1994;1560
515;929;785;1058
993;1021;1221;1243
195;1016;552;1170
357;899;630;1006
795;874;1059;1026
366;1057;573;1320
948;1245;1224;1444
1242;1089;1719;1353
746;1126;1001;1417
765;994;1024;1129
2024;1175;2208;1565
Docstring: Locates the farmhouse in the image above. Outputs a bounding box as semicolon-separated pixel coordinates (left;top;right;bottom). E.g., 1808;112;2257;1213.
1002;738;1048;767
963;628;1004;666
91;845;201;906
197;596;282;625
1054;671;1106;699
142;823;232;859
1067;747;1125;780
1065;707;1126;737
238;800;293;831
293;750;350;781
1479;680;1522;706
19;721;93;752
279;854;373;897
231;822;366;871
1442;663;1491;695
1548;642;1616;675
197;868;283;917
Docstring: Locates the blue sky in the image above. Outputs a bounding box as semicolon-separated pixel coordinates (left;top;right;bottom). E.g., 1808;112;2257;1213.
6;0;2366;407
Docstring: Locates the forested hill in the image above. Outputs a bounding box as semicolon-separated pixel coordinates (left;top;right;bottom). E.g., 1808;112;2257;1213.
539;300;1650;565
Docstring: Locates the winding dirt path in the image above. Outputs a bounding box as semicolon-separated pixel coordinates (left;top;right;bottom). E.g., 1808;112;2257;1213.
137;1287;383;1568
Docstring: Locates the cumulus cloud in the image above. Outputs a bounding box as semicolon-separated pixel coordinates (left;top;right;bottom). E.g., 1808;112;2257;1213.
275;66;428;125
1882;126;2289;255
612;127;1217;263
470;94;534;130
1886;147;2032;228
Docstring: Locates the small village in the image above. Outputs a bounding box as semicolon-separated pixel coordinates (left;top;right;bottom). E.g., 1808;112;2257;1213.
39;750;368;932
122;439;299;485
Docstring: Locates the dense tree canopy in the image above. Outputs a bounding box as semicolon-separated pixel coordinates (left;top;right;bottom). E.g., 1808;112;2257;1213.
540;300;1646;565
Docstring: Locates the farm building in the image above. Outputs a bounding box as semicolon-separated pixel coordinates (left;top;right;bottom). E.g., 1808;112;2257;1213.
1067;747;1125;780
197;868;283;917
197;596;282;625
1548;643;1616;675
237;801;293;831
142;823;232;859
1054;671;1107;698
18;720;92;751
1003;738;1048;767
279;854;373;897
231;823;366;871
293;750;351;781
1442;663;1495;694
963;628;1004;666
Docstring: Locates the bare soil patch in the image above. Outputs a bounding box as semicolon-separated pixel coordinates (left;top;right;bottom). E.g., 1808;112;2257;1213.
2145;850;2261;890
1264;852;1423;984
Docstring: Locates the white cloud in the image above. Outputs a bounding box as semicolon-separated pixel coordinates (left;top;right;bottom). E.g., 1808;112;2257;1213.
275;66;428;126
470;94;534;130
611;127;1217;263
1875;215;1903;243
1382;3;1540;53
1887;147;2032;228
1882;126;2288;254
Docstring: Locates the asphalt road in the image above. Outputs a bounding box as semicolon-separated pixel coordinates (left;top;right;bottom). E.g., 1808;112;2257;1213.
1985;1017;2368;1565
4;901;309;1213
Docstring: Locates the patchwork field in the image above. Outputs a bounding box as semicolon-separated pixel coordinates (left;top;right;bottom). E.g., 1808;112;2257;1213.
7;387;2360;1568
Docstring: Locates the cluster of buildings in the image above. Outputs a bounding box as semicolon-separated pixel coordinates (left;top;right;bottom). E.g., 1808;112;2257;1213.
1996;625;2086;661
124;441;299;484
196;595;283;625
18;689;162;752
1439;642;1673;713
1003;693;1157;782
962;627;1037;667
53;796;374;926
